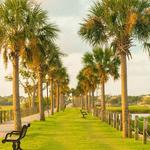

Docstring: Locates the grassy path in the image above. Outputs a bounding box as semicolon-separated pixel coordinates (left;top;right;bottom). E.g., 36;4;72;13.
0;108;150;150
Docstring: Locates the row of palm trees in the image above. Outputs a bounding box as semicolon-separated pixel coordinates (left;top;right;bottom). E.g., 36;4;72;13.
77;0;150;138
0;0;69;130
76;47;120;120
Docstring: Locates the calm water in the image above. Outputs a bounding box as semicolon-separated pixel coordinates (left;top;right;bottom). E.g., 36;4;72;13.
132;114;150;120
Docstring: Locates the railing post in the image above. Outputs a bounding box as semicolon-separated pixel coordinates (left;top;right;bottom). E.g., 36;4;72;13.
4;111;6;122
0;111;2;124
120;113;122;131
111;113;113;127
116;113;119;130
128;113;132;138
113;113;116;128
6;111;8;121
143;118;148;144
108;112;111;125
96;108;98;117
134;115;138;140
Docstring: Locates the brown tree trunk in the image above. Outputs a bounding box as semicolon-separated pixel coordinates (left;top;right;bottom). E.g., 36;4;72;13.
13;53;22;130
81;95;83;109
101;81;105;121
85;93;88;111
61;94;65;111
38;67;45;121
120;53;128;138
72;96;74;107
50;78;54;115
56;82;60;112
59;86;63;111
88;92;91;112
91;89;95;116
31;84;36;112
92;89;95;109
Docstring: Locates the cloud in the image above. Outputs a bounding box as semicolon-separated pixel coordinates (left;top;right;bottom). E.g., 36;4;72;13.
62;52;83;88
40;0;92;17
62;51;150;96
51;16;90;53
105;51;150;96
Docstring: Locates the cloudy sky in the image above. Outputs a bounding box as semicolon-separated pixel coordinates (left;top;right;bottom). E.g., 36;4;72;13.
0;0;150;96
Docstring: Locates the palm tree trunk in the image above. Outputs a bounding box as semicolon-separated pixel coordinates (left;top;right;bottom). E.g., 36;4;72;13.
92;89;95;109
62;94;65;111
31;84;36;112
56;82;60;112
72;96;74;107
88;92;91;112
101;81;105;121
38;67;45;121
50;78;54;115
81;95;83;109
60;87;63;111
85;93;88;111
91;89;95;116
46;82;49;107
120;53;128;138
13;53;21;130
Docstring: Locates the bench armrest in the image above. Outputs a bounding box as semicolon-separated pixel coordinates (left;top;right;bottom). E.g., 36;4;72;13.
2;131;20;143
6;131;20;138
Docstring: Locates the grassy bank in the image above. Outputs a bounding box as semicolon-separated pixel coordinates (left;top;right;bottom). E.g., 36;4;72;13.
0;105;12;110
107;105;150;113
0;108;150;150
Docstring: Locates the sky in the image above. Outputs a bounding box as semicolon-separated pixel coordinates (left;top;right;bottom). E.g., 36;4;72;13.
0;0;150;96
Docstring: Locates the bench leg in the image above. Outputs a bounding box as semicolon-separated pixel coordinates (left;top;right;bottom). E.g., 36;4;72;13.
17;141;22;150
12;142;17;150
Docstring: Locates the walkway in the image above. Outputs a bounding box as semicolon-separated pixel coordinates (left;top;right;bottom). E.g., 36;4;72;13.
0;110;50;138
0;108;150;150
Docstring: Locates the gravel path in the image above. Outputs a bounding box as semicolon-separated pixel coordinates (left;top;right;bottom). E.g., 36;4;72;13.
0;110;50;138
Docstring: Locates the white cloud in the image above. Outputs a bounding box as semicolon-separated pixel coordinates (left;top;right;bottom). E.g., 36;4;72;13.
40;0;92;17
62;52;83;88
105;51;150;96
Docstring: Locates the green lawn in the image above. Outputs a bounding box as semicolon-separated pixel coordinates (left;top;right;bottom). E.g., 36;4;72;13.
0;108;150;150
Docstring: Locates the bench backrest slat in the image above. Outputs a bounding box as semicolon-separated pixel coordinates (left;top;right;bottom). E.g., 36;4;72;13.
19;124;30;140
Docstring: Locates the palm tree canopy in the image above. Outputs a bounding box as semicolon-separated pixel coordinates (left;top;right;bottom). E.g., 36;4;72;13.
79;0;150;56
83;47;120;83
0;0;31;66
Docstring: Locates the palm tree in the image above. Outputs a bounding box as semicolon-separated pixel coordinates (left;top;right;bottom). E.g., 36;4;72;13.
77;69;91;111
79;0;150;137
83;47;120;119
0;0;33;130
82;65;98;111
59;69;69;111
70;88;76;107
26;13;59;120
46;48;63;115
54;66;69;112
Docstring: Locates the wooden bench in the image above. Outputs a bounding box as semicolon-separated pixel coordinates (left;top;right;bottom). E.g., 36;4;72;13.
80;109;88;118
2;124;30;150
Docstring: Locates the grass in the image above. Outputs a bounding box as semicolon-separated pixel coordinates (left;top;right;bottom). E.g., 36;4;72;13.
0;108;150;150
0;105;12;110
107;105;150;113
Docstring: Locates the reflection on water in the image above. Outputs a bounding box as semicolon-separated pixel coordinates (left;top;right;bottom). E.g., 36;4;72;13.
132;114;150;120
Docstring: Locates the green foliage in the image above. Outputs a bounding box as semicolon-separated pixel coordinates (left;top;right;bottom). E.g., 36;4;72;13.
0;95;13;106
107;95;142;106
